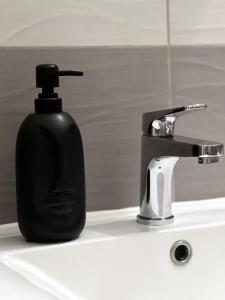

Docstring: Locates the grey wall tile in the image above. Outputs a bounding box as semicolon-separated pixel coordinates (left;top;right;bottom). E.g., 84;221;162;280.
171;46;225;201
0;46;169;224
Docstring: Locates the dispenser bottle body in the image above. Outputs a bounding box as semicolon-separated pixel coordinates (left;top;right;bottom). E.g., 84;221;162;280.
16;112;85;242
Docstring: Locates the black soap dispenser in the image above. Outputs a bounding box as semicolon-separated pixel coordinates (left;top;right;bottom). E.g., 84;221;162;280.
16;64;85;243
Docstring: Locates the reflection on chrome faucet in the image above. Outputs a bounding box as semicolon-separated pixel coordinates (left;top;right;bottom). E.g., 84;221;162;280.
137;104;224;226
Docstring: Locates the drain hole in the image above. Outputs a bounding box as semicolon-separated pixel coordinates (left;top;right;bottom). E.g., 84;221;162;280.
174;245;189;262
170;240;192;266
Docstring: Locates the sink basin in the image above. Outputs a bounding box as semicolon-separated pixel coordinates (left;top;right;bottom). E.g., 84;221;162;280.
1;198;225;300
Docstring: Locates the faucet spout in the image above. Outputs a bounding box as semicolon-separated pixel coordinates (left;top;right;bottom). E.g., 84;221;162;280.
152;135;223;160
142;134;222;157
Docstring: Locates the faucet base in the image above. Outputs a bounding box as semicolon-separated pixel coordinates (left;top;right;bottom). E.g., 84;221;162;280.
136;214;174;226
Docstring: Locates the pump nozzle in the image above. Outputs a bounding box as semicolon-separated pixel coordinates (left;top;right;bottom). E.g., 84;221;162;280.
35;64;83;113
36;64;83;97
58;70;83;77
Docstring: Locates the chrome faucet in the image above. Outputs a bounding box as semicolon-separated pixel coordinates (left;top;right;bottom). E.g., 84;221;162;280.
137;104;224;226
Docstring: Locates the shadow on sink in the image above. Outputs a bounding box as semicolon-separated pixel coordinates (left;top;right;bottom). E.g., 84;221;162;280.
89;219;164;237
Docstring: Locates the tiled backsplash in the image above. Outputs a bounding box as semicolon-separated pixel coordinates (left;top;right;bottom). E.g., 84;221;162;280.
0;0;167;46
1;1;225;224
170;0;225;45
171;46;225;201
3;0;225;47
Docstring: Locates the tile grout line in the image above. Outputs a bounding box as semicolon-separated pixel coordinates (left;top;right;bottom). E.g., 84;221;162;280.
166;0;172;108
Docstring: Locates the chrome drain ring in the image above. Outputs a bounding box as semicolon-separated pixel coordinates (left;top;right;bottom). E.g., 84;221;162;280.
170;240;192;266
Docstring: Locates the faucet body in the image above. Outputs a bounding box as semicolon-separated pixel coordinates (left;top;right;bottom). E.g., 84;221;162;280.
137;105;223;226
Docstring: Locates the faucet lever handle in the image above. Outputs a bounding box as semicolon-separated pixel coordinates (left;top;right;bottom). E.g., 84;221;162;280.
143;104;207;136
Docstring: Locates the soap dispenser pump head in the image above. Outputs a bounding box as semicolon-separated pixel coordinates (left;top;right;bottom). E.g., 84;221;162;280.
35;64;83;113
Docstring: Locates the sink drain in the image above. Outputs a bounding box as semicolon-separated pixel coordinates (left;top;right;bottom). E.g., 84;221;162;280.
170;240;192;266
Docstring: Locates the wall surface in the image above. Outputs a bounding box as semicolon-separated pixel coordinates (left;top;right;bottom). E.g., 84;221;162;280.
0;0;167;46
170;1;225;200
171;47;225;201
1;1;225;224
170;0;225;45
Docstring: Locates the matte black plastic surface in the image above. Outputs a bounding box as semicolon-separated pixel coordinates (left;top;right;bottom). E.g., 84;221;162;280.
16;112;85;243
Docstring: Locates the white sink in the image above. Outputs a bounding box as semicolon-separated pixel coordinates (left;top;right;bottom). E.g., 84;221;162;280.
1;198;225;300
